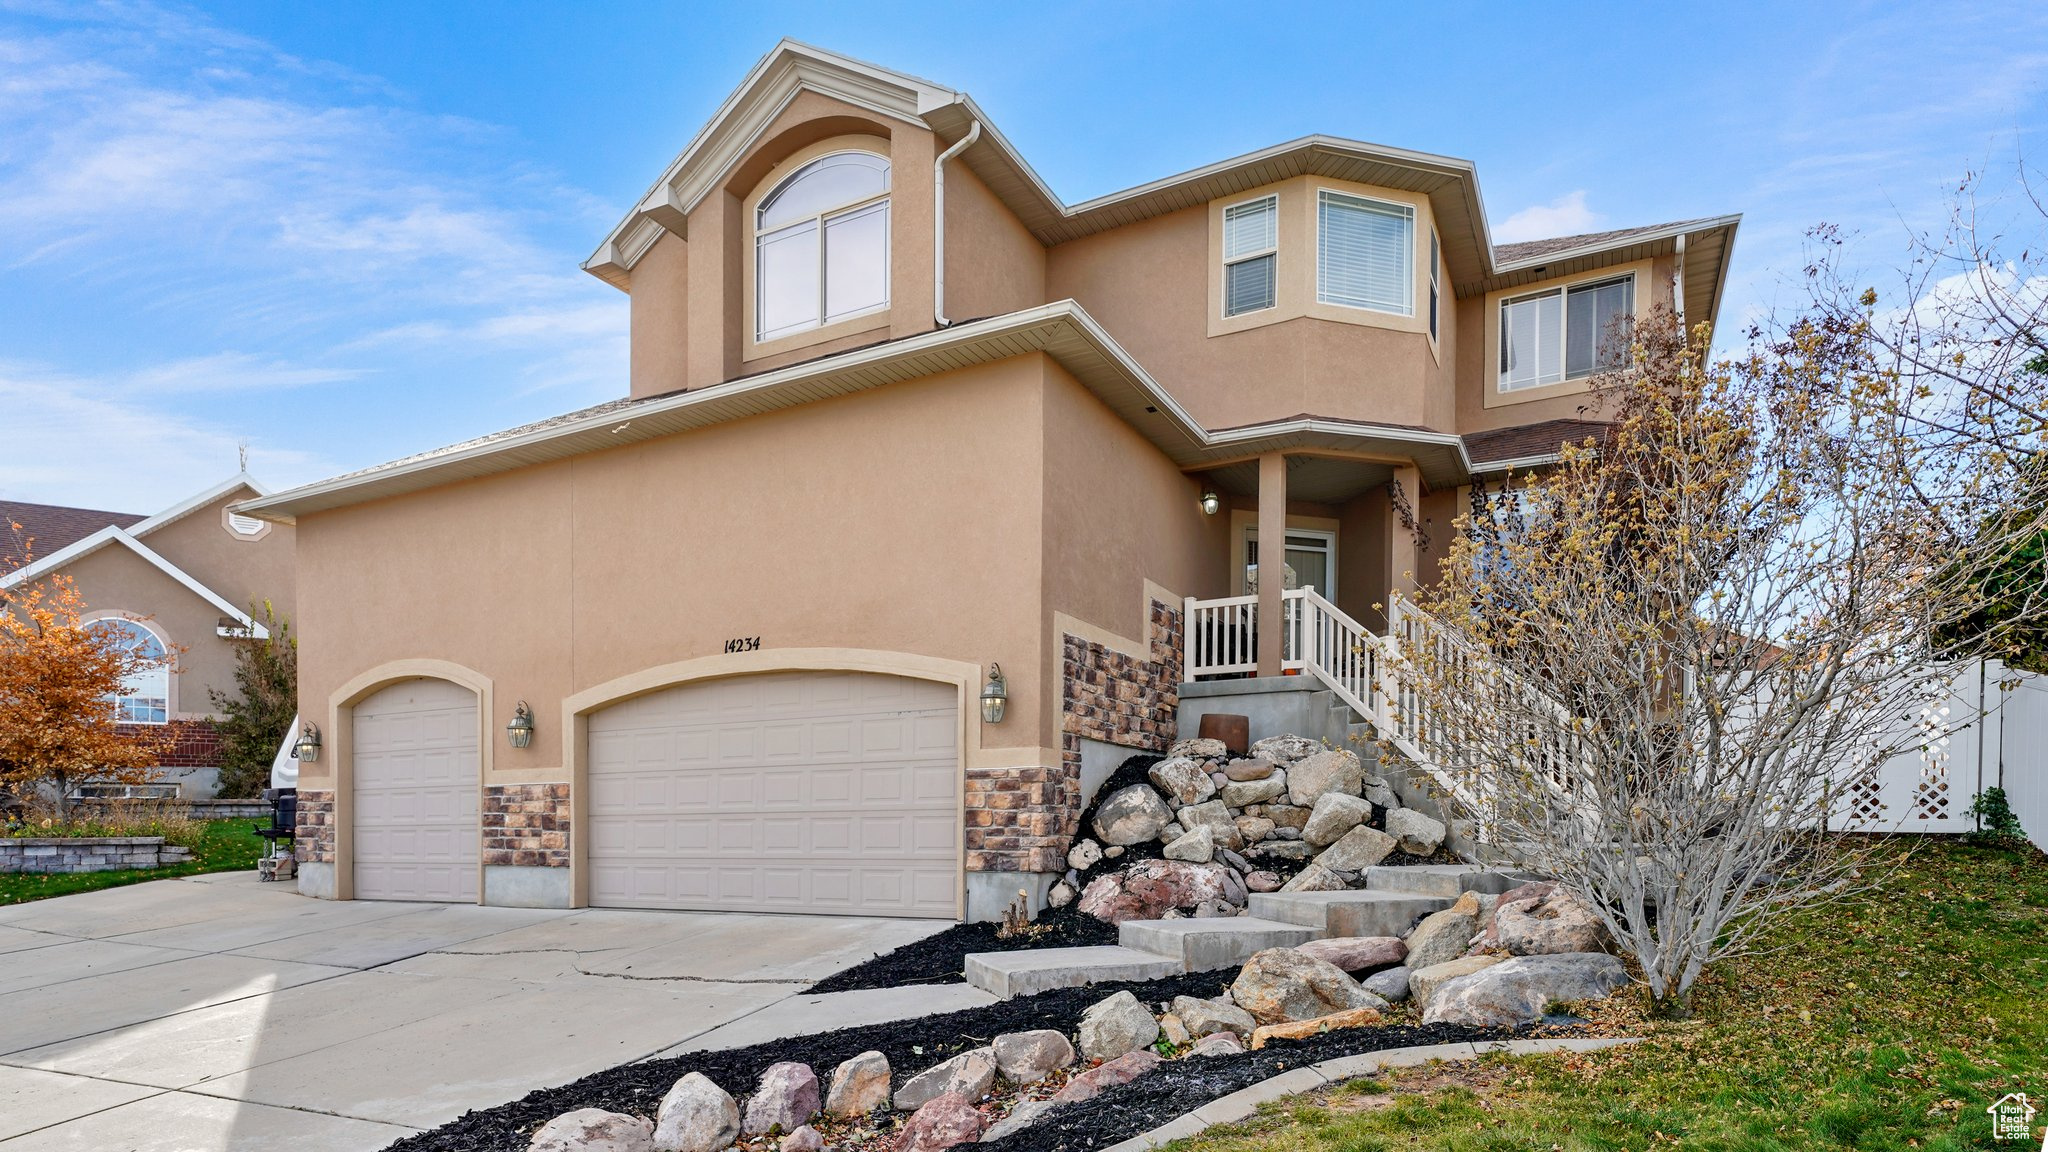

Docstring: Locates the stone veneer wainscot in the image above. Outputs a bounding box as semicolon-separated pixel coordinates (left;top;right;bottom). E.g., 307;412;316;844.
482;783;570;868
294;790;335;864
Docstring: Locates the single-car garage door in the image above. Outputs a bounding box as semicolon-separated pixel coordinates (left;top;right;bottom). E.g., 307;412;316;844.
352;678;480;902
587;670;958;917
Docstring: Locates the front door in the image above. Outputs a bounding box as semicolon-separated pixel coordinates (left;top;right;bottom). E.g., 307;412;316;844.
1242;529;1336;598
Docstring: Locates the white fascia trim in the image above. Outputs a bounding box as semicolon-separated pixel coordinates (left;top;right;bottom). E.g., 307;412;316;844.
1065;134;1477;219
0;527;268;639
1470;452;1564;474
1491;214;1743;275
127;473;271;539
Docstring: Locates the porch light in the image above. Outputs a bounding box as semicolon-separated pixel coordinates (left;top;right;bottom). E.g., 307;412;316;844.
293;722;321;763
979;664;1008;724
506;701;536;749
1200;490;1220;516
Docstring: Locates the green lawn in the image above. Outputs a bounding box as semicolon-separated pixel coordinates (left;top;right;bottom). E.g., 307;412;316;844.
0;819;267;905
1176;838;2048;1152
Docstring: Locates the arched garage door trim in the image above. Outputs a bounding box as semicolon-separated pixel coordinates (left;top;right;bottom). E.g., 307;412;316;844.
563;648;979;915
327;660;493;903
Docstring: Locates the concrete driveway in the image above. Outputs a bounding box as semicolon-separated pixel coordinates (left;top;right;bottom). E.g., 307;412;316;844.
0;871;990;1151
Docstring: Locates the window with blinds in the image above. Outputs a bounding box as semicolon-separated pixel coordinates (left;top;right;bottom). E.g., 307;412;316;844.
1317;191;1413;315
1499;274;1635;391
1222;195;1277;316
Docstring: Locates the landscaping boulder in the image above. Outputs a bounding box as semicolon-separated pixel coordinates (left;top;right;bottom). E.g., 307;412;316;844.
992;1029;1074;1085
1051;1050;1160;1104
894;1093;983;1152
1361;776;1400;809
1295;935;1405;973
1301;793;1374;848
780;1128;823;1152
1091;785;1173;845
1278;863;1347;893
652;1073;740;1152
1249;1005;1382;1049
1250;735;1321;764
1252;840;1314;864
529;1109;654;1152
1495;889;1612;956
823;1050;890;1117
1287;748;1363;806
892;1047;995;1111
1046;879;1075;908
1362;965;1411;1003
1175;800;1244;851
1422;953;1630;1027
1224;757;1278;781
1170;737;1228;761
1384;808;1446;856
1077;859;1234;923
1163;825;1215;863
1229;948;1387;1024
1219;775;1288;808
1245;869;1283;892
1312;825;1398;873
1171;994;1257;1038
742;1062;818;1136
1402;893;1481;972
1067;839;1103;871
1408;954;1502;1009
1147;757;1215;806
981;1099;1058;1143
1078;990;1160;1061
1263;803;1312;829
1192;1031;1245;1057
1157;1011;1191;1045
1234;815;1276;844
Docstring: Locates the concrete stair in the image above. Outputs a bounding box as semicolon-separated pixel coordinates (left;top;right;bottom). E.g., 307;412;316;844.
960;864;1531;998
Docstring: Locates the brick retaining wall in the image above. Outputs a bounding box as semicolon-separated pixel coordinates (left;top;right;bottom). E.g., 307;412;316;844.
482;783;570;868
0;837;192;873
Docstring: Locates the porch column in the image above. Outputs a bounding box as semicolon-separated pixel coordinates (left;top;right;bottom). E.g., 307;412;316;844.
1256;451;1287;677
1386;464;1423;611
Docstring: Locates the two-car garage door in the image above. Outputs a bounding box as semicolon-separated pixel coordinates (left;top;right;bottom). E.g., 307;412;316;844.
586;670;959;918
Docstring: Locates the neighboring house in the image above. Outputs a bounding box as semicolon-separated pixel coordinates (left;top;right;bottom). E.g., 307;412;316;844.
1;475;296;798
236;41;1739;919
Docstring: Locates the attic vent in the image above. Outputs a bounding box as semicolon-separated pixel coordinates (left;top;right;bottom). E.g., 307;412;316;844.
228;512;264;536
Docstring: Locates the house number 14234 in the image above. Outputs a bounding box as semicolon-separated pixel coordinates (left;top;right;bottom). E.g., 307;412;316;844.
724;637;761;654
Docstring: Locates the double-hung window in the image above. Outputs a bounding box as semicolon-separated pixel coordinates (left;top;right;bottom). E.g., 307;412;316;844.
1317;191;1413;315
755;151;891;342
1498;274;1635;391
1222;195;1277;316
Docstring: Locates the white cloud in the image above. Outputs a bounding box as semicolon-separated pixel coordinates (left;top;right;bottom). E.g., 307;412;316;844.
1494;191;1604;244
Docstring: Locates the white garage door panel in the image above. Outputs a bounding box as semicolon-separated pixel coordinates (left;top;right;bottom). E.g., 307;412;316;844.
352;678;479;903
588;670;959;917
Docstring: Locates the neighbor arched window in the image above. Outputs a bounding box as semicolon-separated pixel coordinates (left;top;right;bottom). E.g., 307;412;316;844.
755;151;891;342
85;618;169;724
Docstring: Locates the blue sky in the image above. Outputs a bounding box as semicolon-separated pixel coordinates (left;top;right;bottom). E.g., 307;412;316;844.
3;1;2043;510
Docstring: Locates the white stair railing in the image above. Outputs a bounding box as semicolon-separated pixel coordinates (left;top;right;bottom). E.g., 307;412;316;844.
1183;594;1259;677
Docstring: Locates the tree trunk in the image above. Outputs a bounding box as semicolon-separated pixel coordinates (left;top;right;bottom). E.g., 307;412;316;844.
1649;987;1694;1019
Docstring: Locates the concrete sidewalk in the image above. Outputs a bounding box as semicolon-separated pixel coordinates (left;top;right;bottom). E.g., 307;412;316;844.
0;872;989;1150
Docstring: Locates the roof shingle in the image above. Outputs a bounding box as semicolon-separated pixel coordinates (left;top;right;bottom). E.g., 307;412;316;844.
0;500;145;570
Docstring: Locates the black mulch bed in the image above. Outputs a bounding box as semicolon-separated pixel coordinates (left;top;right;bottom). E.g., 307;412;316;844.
384;964;1520;1152
808;908;1119;993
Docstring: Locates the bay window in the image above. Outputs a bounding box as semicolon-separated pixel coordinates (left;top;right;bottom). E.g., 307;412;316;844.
1317;190;1413;315
1222;195;1277;316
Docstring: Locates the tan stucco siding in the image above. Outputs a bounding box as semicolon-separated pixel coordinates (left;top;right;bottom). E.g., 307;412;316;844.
134;487;296;626
61;545;239;720
943;163;1045;323
294;355;1052;790
629;233;690;399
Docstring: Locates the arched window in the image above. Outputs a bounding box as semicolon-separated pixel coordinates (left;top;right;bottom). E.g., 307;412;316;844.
755;151;891;341
85;618;169;724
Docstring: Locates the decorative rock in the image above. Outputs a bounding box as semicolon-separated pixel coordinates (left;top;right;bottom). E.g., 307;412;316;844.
1218;847;1253;873
653;1073;740;1152
529;1109;654;1152
779;1127;823;1152
1295;935;1406;972
1498;880;1556;906
1250;840;1313;863
1422;953;1630;1027
1301;794;1374;848
1171;994;1256;1037
1496;889;1612;956
1077;859;1234;923
1229;948;1386;1025
1159;822;1187;841
992;1029;1075;1085
1169;737;1228;761
1408;954;1503;1008
1233;816;1275;844
1268;825;1302;840
1219;776;1288;807
1362;777;1401;809
1191;1031;1245;1057
1384;808;1446;856
892;1048;995;1111
1174;800;1244;851
1078;990;1160;1061
1249;1005;1383;1049
1105;845;1124;858
1278;863;1347;893
1403;896;1481;973
1286;748;1364;806
1244;870;1283;892
1312;825;1398;873
981;1099;1057;1143
1209;771;1230;787
824;1050;890;1117
1046;879;1076;909
1163;825;1215;863
1092;785;1173;846
1067;839;1103;871
894;1092;983;1152
1226;757;1277;781
1263;804;1312;829
1051;1050;1160;1104
1249;735;1321;764
1362;965;1411;1002
1219;867;1247;906
742;1062;818;1136
1147;757;1216;806
1157;1012;1191;1045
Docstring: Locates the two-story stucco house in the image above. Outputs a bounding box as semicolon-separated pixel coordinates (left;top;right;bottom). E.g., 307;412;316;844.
237;42;1738;919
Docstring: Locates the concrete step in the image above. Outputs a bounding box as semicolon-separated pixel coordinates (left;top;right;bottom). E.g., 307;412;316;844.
1364;864;1541;898
1117;917;1323;971
1247;890;1450;938
963;945;1186;999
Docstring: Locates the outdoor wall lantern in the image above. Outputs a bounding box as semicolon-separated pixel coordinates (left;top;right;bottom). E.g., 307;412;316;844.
506;701;536;749
1200;490;1220;516
980;664;1009;724
293;721;322;763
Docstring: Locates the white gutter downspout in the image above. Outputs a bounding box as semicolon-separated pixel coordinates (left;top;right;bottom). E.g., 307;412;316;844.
1673;232;1687;330
933;119;982;327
